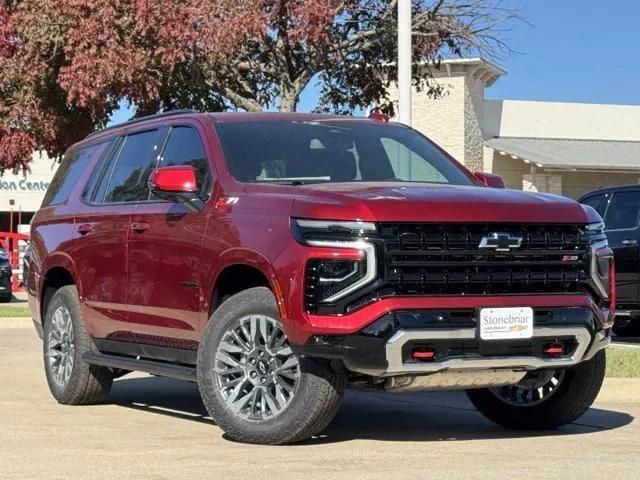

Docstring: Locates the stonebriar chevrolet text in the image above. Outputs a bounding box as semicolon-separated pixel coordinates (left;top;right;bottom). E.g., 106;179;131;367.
27;111;614;444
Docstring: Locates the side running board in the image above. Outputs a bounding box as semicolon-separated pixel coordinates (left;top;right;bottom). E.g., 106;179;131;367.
83;351;197;382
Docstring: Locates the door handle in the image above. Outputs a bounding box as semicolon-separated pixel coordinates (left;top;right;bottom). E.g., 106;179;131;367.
130;222;150;234
76;223;93;235
622;239;637;246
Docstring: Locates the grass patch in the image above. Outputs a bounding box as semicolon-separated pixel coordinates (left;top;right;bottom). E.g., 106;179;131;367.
606;346;640;378
0;305;32;318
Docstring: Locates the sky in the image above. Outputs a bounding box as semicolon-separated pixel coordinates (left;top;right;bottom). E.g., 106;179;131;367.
108;0;640;125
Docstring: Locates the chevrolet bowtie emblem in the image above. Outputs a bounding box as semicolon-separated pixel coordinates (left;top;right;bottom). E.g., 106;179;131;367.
479;233;523;252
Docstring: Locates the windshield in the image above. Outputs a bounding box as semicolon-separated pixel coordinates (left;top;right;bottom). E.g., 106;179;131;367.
215;120;475;186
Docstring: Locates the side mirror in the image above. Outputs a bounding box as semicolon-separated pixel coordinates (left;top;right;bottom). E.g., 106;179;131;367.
148;166;204;212
474;171;506;189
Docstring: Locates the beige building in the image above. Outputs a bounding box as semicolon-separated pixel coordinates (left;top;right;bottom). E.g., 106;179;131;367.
401;58;640;198
0;152;57;231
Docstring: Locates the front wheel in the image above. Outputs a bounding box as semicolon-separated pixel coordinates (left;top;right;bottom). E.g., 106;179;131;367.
466;350;606;429
197;287;346;445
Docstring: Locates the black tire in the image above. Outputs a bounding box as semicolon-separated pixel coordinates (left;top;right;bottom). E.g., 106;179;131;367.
466;349;606;429
43;285;113;404
612;318;640;337
197;287;346;445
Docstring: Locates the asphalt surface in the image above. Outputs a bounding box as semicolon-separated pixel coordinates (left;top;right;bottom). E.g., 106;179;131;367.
1;324;640;480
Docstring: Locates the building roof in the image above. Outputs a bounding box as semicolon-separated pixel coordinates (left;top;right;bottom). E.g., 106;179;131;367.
423;57;505;87
486;136;640;171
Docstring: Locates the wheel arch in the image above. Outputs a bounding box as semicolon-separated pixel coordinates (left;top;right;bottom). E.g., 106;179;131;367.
208;252;287;319
40;257;78;324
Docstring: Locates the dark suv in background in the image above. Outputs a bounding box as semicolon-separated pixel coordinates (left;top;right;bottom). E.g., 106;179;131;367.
579;185;640;336
0;247;11;302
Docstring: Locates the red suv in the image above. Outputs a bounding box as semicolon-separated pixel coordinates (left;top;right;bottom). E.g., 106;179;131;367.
27;110;614;444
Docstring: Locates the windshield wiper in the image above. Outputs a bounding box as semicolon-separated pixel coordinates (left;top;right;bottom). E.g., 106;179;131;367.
257;177;331;186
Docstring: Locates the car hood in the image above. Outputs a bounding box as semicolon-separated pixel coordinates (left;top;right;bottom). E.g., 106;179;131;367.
290;182;594;223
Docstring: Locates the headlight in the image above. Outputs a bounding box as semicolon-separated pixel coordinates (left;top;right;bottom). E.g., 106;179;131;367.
587;217;614;302
585;220;613;301
306;256;369;304
292;219;377;310
304;240;377;306
591;244;614;300
292;218;376;243
586;221;605;236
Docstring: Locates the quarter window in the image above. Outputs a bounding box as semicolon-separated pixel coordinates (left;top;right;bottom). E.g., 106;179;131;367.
157;126;211;197
604;191;640;230
42;145;98;206
102;130;163;203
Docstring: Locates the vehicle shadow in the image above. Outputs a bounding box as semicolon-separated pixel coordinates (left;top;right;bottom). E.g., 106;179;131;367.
109;375;635;444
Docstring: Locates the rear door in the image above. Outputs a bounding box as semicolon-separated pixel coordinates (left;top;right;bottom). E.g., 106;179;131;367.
73;128;165;339
602;190;640;304
126;123;213;344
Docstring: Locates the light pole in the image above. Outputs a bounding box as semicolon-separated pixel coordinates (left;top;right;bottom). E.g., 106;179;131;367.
397;0;412;126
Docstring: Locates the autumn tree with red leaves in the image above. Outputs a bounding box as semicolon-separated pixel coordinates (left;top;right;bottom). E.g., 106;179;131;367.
0;0;517;172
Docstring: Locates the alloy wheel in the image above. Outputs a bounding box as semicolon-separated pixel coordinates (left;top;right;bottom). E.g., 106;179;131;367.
213;314;300;421
490;369;566;407
46;306;75;387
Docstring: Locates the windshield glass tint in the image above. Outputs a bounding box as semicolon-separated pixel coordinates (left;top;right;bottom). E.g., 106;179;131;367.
215;120;474;186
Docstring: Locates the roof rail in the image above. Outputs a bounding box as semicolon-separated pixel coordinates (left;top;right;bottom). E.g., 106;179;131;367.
85;109;198;139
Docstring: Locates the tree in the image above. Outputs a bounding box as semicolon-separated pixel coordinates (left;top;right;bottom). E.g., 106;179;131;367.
0;0;518;173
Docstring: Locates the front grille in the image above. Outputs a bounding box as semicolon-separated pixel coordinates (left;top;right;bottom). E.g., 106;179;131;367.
379;223;590;296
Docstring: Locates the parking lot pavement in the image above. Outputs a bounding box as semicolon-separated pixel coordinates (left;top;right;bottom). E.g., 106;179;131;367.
2;326;639;480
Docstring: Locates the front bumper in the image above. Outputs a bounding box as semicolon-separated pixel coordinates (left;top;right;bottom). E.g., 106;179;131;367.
291;305;611;378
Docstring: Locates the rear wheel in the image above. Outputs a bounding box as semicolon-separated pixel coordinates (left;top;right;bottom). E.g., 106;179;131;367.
43;285;113;404
198;287;346;445
466;350;606;429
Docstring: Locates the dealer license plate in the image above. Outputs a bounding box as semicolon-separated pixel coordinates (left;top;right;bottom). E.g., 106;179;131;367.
479;307;534;340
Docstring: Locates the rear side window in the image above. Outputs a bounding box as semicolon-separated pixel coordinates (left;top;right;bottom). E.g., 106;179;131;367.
42;145;98;206
102;129;163;203
157;126;211;197
604;191;640;230
580;193;610;218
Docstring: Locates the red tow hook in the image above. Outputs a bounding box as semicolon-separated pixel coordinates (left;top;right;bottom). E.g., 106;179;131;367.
412;348;435;361
543;343;564;357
